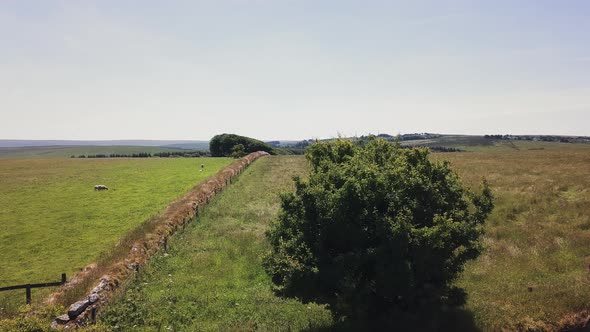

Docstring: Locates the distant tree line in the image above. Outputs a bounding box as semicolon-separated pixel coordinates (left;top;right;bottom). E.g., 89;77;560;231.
394;145;464;153
424;146;464;152
268;140;312;155
71;151;209;158
153;151;209;157
272;147;306;155
485;134;590;144
210;134;274;157
359;133;442;141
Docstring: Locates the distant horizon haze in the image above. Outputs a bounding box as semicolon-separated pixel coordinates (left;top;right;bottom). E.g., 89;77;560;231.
1;131;589;147
2;1;589;139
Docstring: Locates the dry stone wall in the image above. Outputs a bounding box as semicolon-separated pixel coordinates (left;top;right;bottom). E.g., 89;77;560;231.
50;151;270;329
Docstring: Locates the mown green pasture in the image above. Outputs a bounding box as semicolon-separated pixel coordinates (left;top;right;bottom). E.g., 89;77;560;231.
0;157;232;316
102;143;590;331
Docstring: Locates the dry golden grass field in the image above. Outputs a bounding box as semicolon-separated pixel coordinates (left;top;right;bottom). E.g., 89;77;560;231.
435;142;590;330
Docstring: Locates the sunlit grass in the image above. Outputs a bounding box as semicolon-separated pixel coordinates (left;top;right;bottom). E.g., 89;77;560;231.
100;156;333;331
6;141;589;330
0;157;232;316
434;144;590;330
101;144;590;331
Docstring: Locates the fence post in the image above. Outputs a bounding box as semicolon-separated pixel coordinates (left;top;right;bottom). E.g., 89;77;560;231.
61;273;66;285
25;285;31;305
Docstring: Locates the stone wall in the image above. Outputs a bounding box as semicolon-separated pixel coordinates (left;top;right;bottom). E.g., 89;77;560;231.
50;151;270;329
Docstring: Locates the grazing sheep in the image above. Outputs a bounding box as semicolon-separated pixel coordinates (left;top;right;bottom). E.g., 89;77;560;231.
94;185;108;191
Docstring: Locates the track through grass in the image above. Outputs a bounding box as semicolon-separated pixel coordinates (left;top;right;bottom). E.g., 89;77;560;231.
101;156;333;331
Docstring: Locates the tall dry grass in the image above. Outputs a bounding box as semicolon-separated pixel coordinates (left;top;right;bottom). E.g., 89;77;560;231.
434;145;590;330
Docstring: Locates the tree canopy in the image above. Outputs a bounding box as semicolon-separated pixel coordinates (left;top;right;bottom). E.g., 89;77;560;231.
209;133;274;157
264;138;494;321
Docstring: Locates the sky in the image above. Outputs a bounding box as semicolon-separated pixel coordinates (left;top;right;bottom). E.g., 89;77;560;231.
1;1;589;140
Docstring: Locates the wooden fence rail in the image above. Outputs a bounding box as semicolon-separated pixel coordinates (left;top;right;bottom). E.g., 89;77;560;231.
0;273;66;305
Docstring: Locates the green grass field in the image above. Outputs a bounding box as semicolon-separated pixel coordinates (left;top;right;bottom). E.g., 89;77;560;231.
0;157;232;316
100;156;333;331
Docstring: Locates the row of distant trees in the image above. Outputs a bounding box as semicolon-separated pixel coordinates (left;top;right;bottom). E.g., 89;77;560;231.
416;145;464;152
485;134;590;144
71;151;209;158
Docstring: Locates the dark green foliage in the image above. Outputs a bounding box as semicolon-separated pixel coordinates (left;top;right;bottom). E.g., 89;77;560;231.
230;143;247;158
153;151;208;158
76;151;208;158
209;133;274;157
273;147;306;155
264;138;494;320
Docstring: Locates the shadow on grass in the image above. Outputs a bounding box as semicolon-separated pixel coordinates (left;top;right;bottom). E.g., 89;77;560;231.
305;306;480;332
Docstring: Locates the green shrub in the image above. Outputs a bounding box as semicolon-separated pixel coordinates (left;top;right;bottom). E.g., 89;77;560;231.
230;143;247;158
264;138;493;320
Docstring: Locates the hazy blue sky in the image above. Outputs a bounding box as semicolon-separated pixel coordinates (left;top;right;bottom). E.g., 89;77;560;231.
1;1;589;140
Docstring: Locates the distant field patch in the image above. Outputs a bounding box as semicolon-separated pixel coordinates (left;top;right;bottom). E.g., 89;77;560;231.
0;145;196;159
0;157;231;315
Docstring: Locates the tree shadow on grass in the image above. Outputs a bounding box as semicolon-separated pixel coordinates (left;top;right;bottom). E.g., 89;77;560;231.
305;306;480;332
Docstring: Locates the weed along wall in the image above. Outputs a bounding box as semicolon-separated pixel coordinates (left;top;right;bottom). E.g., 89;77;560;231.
48;151;269;329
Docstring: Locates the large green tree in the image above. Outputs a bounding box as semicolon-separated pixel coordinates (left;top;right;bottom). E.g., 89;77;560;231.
209;133;274;157
264;138;493;320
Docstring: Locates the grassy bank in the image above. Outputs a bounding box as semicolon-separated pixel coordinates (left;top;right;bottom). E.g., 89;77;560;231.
0;157;231;316
100;156;333;331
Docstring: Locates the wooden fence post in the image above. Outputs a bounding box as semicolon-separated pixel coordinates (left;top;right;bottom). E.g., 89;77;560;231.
25;285;31;305
91;307;97;324
0;273;67;305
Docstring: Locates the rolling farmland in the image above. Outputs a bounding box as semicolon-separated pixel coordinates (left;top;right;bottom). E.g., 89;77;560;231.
0;157;232;316
101;143;590;331
100;156;333;331
1;141;590;331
